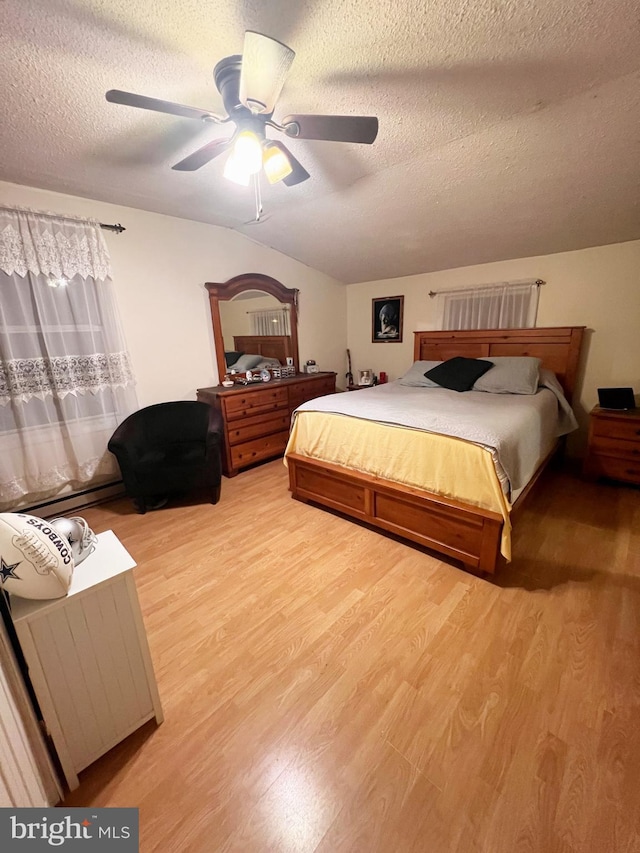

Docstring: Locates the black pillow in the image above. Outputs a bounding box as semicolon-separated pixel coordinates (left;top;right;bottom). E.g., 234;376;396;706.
225;351;243;367
424;357;494;392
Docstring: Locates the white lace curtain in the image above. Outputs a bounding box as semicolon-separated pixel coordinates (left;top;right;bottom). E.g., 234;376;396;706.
0;206;138;510
437;281;540;330
250;307;291;336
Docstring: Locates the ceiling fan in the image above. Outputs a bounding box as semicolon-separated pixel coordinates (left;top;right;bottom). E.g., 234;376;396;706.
106;31;379;188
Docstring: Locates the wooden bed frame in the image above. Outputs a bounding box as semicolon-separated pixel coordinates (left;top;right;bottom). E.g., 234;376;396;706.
232;334;293;365
287;326;585;575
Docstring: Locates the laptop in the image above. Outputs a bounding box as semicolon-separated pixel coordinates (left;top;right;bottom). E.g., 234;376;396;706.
597;387;636;410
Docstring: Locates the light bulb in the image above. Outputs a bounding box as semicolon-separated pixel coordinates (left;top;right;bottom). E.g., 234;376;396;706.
223;153;251;186
263;143;293;184
232;131;263;175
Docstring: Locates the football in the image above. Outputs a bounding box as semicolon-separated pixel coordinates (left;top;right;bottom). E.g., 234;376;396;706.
0;512;74;600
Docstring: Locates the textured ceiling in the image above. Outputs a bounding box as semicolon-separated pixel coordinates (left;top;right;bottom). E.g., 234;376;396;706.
1;0;639;283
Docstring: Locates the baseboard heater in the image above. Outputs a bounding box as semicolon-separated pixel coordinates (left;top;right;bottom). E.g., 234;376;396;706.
23;481;125;519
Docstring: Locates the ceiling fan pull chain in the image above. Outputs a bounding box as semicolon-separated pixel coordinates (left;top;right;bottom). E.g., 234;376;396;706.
253;174;263;222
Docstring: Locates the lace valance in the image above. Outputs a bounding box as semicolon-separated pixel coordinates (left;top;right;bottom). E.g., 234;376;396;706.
0;352;135;405
0;206;112;281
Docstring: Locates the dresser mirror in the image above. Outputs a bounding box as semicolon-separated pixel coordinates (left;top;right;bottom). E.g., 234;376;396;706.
205;274;300;383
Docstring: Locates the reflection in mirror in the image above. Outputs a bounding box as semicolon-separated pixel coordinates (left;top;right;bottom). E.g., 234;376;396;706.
219;291;291;368
205;274;300;383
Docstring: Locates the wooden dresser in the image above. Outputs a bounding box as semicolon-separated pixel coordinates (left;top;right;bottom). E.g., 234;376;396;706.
197;372;336;477
584;404;640;486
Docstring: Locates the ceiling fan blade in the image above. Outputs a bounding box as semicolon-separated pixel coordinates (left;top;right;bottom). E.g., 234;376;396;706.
267;141;310;186
106;90;224;123
282;114;379;144
172;138;231;171
239;31;295;114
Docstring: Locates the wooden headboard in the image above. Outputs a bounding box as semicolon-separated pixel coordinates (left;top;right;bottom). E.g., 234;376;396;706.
413;326;585;402
233;335;293;364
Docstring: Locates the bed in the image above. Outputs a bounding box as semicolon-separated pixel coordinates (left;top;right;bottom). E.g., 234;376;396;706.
232;335;293;365
285;326;585;575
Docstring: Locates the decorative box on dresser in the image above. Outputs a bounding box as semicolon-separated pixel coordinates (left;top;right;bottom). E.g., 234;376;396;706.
197;372;336;477
584;404;640;485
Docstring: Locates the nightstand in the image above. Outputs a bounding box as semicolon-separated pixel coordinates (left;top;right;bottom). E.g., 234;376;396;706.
10;531;163;791
584;405;640;485
347;383;373;391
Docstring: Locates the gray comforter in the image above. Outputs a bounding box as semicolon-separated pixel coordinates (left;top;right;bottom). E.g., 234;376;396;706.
293;370;578;497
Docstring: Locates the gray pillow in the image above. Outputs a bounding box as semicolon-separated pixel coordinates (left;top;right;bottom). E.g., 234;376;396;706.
254;358;282;369
473;356;542;395
398;361;443;387
225;350;243;367
232;353;263;372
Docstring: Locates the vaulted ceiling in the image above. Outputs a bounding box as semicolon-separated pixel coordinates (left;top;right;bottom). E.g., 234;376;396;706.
1;0;639;283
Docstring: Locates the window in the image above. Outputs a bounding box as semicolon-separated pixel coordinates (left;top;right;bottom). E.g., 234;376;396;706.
0;206;137;510
250;307;291;336
436;280;541;330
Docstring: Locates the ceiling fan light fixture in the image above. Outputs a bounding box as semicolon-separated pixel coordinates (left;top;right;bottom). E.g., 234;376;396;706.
106;30;378;193
263;143;293;184
231;130;264;176
239;31;295;115
223;153;251;186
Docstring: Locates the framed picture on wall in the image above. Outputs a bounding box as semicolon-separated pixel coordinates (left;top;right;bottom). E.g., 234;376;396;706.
372;296;404;343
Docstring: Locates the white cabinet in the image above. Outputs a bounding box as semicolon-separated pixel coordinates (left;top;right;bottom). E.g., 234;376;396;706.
10;531;163;791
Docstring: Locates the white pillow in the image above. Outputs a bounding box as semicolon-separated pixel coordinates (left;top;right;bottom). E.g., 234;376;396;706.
398;361;443;387
473;357;542;395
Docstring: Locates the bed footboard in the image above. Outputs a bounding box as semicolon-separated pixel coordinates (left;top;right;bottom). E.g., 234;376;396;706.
287;453;504;574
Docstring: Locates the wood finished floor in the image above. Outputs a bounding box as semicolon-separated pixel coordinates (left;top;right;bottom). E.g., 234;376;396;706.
63;461;640;853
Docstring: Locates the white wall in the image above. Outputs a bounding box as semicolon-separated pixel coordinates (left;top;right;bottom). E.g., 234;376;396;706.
0;181;347;406
347;239;640;452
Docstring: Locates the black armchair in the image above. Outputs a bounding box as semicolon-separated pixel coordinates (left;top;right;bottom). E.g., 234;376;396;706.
108;401;223;513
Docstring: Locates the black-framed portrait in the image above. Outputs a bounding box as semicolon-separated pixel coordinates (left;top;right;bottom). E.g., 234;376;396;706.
372;295;404;343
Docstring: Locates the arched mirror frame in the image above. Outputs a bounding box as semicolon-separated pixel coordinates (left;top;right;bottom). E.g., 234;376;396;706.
205;273;300;382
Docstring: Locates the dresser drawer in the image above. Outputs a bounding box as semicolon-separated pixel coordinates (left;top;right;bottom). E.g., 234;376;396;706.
230;430;290;469
223;387;288;421
289;376;336;409
589;435;640;460
226;411;291;446
591;417;640;442
590;454;640;485
314;376;337;396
